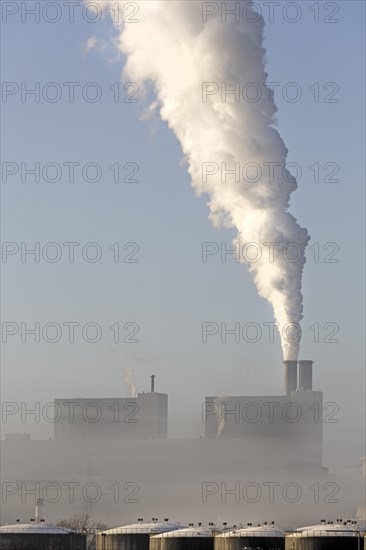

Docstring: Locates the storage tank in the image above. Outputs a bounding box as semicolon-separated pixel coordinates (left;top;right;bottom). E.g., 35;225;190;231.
285;520;363;550
96;519;183;550
214;522;285;550
150;524;214;550
0;521;86;549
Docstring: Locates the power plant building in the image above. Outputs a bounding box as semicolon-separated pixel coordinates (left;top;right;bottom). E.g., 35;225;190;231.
53;391;168;440
204;360;323;469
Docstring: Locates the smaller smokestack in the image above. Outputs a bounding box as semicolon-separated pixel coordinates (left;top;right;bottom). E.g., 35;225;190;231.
299;360;313;390
150;374;156;393
284;360;298;394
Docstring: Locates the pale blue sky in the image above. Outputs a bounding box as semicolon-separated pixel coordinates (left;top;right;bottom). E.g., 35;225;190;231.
1;1;365;465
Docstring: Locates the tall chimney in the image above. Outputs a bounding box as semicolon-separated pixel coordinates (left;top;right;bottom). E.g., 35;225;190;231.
299;360;313;390
150;374;156;393
283;360;298;394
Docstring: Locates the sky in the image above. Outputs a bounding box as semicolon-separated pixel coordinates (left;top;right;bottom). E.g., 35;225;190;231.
0;0;365;468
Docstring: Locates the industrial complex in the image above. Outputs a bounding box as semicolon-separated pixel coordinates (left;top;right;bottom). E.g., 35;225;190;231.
0;360;365;548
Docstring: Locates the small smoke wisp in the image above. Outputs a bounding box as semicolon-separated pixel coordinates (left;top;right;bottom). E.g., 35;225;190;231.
97;0;310;360
214;395;229;438
124;367;137;398
356;457;366;520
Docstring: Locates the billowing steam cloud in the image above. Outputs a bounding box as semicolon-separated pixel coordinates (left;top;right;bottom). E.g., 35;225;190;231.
124;367;137;398
98;0;309;360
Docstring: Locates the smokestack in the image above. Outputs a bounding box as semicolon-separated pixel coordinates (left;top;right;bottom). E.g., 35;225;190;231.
299;360;313;390
284;360;298;394
150;374;156;393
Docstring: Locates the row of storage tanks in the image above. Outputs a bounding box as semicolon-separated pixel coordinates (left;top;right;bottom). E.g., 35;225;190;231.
0;519;365;549
95;520;366;550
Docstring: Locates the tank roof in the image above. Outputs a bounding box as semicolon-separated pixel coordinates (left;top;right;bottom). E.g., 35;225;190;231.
99;522;184;535
152;526;213;538
217;524;284;538
288;522;359;537
0;523;77;535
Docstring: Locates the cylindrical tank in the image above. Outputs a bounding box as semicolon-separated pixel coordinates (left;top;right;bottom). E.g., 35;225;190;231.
151;526;214;550
96;521;183;550
285;521;362;550
298;360;313;390
284;360;298;394
215;523;285;550
0;522;86;549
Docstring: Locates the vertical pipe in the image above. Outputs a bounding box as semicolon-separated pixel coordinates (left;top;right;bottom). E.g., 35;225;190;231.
299;360;313;390
283;360;298;394
150;375;156;393
35;498;44;524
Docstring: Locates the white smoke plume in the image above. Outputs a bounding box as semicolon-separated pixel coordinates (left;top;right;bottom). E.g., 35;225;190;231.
124;367;137;398
98;0;310;360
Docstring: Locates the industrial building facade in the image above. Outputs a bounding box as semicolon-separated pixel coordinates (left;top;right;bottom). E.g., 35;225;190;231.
53;392;168;440
204;360;323;468
51;361;321;468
